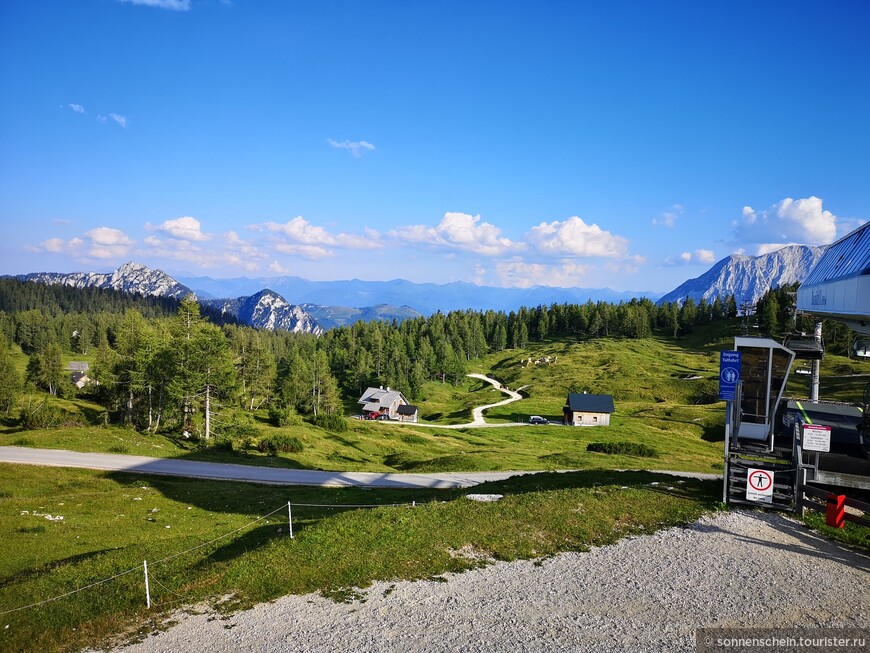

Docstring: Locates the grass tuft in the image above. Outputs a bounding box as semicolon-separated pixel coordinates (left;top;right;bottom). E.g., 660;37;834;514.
586;441;658;457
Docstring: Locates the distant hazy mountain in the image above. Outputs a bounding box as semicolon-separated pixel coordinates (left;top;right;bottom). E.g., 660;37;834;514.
16;261;194;300
202;289;323;334
302;303;424;330
657;245;825;306
178;274;659;316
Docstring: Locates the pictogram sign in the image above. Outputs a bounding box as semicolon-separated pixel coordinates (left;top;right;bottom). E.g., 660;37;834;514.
746;468;774;503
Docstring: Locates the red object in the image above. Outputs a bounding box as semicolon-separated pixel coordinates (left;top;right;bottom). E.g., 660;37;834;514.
826;493;846;529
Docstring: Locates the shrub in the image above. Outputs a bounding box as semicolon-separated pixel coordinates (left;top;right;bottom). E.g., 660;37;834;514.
268;405;303;427
258;433;303;455
20;403;85;430
586;441;658;458
312;413;348;433
217;413;260;439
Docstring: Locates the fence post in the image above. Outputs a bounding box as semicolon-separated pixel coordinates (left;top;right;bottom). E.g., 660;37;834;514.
826;493;846;529
288;502;294;539
143;560;151;609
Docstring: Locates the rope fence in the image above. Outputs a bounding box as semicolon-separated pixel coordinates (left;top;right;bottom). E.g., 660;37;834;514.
0;498;417;618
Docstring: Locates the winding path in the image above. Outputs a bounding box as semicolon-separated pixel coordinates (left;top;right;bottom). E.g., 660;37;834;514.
402;373;527;430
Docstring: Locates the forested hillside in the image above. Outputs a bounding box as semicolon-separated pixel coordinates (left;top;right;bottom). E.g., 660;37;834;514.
2;279;856;442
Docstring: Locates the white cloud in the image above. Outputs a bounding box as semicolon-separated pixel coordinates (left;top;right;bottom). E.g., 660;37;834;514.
652;204;683;228
526;216;628;258
118;0;191;10
604;254;646;275
225;230;268;264
255;216;375;251
96;115;107;124
835;218;868;240
40;237;68;253
735;196;837;248
83;227;135;259
275;242;335;260
494;258;591;289
35;228;133;260
665;249;717;266
269;261;291;274
85;227;134;248
68;104;86;114
142;228;269;270
327;138;376;158
158;216;210;242
391;212;516;256
695;249;716;263
109;113;127;128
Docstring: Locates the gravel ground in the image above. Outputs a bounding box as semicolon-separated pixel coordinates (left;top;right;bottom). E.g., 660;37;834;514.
106;509;869;653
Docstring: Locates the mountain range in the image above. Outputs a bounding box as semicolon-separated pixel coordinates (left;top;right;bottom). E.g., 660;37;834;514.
176;273;657;315
656;244;825;307
17;262;194;300
8;245;826;333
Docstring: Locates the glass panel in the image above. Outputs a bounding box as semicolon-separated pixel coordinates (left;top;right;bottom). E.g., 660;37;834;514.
738;347;769;424
769;348;792;412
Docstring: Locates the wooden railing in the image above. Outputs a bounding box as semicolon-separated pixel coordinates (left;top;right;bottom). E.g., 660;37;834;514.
799;483;870;528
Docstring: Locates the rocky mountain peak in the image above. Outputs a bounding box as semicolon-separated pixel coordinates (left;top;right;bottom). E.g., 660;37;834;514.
657;244;825;306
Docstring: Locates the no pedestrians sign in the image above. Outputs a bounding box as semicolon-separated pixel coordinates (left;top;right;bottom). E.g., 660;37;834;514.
746;468;774;504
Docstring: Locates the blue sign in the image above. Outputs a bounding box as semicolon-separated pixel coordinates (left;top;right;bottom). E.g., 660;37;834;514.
719;350;742;400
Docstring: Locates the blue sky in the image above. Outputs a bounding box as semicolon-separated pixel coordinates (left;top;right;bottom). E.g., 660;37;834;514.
1;0;868;293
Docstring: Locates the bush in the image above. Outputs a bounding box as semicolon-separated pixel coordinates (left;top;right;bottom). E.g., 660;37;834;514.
268;405;303;427
312;413;348;433
212;435;235;452
258;433;303;455
20;402;85;430
217;413;260;439
586;441;658;458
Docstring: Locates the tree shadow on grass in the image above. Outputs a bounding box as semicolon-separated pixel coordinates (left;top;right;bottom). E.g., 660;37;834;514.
101;459;720;567
701;423;725;442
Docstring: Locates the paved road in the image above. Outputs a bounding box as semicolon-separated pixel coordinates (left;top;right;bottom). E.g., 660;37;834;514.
0;446;531;489
0;446;722;488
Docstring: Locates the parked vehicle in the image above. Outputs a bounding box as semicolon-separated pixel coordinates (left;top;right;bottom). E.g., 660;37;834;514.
529;415;548;425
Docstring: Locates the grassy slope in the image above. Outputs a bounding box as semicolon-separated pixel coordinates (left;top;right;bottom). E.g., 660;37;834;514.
4;326;867;478
0;464;722;653
2;326;868;651
2;332;737;474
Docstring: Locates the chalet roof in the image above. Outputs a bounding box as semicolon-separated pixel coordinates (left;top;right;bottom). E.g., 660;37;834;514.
66;362;90;372
397;404;418;416
358;386;407;407
565;393;615;414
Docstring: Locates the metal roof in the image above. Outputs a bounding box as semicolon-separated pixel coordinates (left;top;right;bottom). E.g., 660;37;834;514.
565;393;614;414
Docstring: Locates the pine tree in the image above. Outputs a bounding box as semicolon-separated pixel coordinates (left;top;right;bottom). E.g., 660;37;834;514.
0;336;21;415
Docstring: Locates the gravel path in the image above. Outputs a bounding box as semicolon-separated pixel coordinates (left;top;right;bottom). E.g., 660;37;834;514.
107;509;869;653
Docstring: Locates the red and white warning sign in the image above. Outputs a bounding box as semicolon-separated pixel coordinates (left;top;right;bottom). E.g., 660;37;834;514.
746;468;774;503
